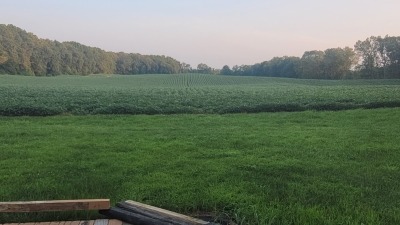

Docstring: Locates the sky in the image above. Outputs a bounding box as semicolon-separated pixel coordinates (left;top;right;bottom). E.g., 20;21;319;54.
1;0;400;68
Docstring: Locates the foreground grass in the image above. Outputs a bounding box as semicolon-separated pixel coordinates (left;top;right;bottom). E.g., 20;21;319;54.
1;74;400;115
1;108;399;224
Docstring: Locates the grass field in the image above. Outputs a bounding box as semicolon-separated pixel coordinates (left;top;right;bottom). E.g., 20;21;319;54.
1;108;399;224
1;74;400;116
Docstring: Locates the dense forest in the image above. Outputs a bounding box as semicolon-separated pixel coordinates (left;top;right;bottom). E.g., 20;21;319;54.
0;24;181;75
1;24;399;78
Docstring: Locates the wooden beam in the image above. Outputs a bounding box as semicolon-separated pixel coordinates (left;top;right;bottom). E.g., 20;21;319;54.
100;200;212;225
107;219;122;225
123;200;210;225
0;199;110;213
100;207;172;225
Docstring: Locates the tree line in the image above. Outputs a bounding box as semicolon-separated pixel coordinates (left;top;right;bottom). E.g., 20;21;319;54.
220;36;400;79
1;24;400;79
0;24;181;76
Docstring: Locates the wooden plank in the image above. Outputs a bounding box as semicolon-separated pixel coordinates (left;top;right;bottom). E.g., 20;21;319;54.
36;222;51;225
93;220;108;225
101;202;211;225
0;199;110;212
77;221;93;225
23;223;36;225
107;220;121;225
100;207;170;225
64;221;72;225
123;200;209;225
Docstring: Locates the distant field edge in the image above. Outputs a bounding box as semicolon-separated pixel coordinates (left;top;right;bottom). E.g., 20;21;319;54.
1;101;400;117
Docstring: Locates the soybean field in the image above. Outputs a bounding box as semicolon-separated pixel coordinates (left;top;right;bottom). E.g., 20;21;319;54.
1;74;400;116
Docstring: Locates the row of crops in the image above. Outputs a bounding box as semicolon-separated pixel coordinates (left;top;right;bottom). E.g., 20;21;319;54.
1;74;400;116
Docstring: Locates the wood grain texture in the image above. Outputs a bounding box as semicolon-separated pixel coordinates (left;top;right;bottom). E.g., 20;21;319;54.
93;220;108;225
100;201;211;225
3;220;126;225
107;220;122;225
100;207;170;225
123;200;209;225
0;199;110;212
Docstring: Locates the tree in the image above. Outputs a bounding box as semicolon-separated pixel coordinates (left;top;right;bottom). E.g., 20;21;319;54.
220;65;232;75
299;50;325;79
322;47;357;79
354;37;381;78
180;62;192;73
378;36;400;78
0;24;183;76
267;56;301;78
197;63;212;74
0;51;8;64
354;36;400;78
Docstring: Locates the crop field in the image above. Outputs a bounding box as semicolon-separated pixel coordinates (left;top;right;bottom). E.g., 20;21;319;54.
1;74;400;116
1;108;400;224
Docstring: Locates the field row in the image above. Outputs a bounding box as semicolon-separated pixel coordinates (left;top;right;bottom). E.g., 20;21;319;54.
1;74;400;116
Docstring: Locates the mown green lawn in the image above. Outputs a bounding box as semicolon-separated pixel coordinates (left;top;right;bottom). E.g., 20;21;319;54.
1;108;399;224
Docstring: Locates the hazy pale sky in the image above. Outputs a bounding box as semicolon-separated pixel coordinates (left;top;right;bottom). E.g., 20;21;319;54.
1;0;399;68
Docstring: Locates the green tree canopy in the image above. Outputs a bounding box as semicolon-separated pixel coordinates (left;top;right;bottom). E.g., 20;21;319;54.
220;65;232;75
0;24;182;76
197;63;213;74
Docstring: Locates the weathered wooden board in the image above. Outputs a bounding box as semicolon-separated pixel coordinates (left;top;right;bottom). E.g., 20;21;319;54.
22;223;36;225
100;200;212;225
123;200;210;225
2;220;124;225
50;222;62;225
0;199;110;212
36;222;51;225
93;219;108;225
107;219;122;225
100;207;170;225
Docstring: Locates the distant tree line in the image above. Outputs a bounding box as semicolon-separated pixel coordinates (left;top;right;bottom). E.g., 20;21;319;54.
179;62;220;75
220;36;400;79
1;24;400;79
0;24;181;75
